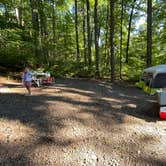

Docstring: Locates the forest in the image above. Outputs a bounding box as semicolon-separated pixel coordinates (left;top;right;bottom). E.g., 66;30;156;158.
0;0;165;81
0;1;166;165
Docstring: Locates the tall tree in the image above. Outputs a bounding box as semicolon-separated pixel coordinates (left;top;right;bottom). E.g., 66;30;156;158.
94;0;99;76
15;7;23;27
104;3;109;68
110;0;115;82
38;0;49;64
30;0;40;65
126;0;136;64
119;0;124;79
147;0;152;67
86;0;92;67
52;0;56;43
82;0;87;65
1;0;165;80
38;0;48;37
75;0;80;61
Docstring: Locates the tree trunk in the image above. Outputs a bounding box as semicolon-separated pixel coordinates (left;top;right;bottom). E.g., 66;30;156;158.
38;0;49;64
30;0;40;65
75;0;80;61
82;0;87;65
110;0;115;82
126;0;136;64
19;6;24;27
105;4;109;68
19;0;24;27
52;0;56;43
86;0;92;67
15;5;23;27
38;0;48;36
147;0;152;67
4;5;9;25
94;0;99;76
15;8;20;25
120;0;124;79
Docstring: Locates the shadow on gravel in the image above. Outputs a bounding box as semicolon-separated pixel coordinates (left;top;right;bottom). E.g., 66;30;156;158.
54;79;160;122
0;78;163;165
0;93;50;132
134;157;166;166
0;155;30;166
0;83;22;88
0;92;72;165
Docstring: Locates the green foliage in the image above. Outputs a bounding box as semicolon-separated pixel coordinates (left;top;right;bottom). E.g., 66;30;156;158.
48;59;94;78
0;0;165;80
0;28;35;70
136;80;157;95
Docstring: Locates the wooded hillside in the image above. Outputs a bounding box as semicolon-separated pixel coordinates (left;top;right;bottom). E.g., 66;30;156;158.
0;0;165;81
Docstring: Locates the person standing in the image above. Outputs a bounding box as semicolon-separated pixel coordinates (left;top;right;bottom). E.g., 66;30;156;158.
22;67;32;96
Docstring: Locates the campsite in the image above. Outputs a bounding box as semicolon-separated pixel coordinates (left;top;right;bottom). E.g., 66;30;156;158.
0;0;166;165
0;76;166;165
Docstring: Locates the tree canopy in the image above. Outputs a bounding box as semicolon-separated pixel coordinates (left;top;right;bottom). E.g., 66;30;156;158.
0;0;165;81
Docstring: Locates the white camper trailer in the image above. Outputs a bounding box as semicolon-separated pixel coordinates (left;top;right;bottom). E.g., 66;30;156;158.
142;64;166;88
142;65;166;119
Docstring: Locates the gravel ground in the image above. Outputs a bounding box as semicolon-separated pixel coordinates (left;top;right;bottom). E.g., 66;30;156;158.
0;77;166;166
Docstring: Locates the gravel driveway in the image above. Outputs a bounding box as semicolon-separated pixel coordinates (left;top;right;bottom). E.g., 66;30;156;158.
0;77;165;166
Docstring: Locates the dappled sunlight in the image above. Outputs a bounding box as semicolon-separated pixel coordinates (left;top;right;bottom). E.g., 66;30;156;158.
134;125;166;137
126;103;137;108
41;88;62;96
63;93;92;102
55;123;165;165
101;97;125;104
58;143;120;166
60;125;89;139
111;104;122;109
0;118;37;146
0;85;24;95
100;97;138;110
0;78;165;165
58;121;94;140
121;115;143;124
62;147;105;166
77;112;94;120
47;101;79;115
121;124;166;159
59;88;95;103
0;87;10;93
44;95;94;110
61;87;95;95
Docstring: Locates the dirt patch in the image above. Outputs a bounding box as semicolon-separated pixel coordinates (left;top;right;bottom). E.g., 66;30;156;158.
0;77;165;166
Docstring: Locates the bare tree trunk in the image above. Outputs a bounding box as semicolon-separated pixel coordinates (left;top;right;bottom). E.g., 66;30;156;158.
38;0;49;65
105;4;109;68
19;7;24;27
52;0;56;43
30;0;40;66
120;0;124;79
110;0;115;82
38;0;48;36
15;8;20;25
126;0;136;64
15;7;23;27
86;0;92;67
147;0;152;67
75;0;80;61
19;0;24;27
94;0;99;76
4;5;9;25
82;0;87;65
